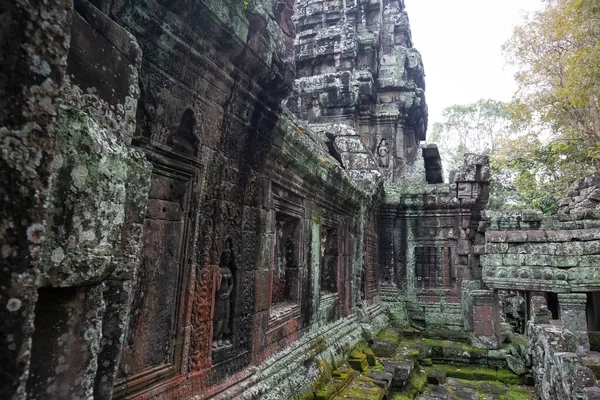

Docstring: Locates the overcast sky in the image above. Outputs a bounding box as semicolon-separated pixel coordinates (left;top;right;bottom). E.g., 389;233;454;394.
405;0;544;128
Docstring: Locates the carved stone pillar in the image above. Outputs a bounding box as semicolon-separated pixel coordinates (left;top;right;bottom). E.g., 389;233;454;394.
558;293;590;355
471;290;501;349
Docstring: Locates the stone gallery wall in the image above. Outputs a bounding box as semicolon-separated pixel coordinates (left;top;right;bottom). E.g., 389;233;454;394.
482;206;600;398
0;0;532;399
483;210;600;341
0;0;384;398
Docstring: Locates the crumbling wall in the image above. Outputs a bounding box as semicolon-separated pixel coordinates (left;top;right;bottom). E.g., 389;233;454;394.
379;154;490;333
528;322;598;400
483;185;600;398
0;0;515;398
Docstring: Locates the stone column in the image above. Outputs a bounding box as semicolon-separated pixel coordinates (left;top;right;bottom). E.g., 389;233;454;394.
530;295;551;325
558;293;590;355
471;290;501;349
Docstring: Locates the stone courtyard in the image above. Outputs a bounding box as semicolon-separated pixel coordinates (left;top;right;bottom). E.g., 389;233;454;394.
0;0;599;399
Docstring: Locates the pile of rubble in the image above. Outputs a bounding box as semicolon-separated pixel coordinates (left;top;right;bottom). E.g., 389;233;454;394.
559;176;600;220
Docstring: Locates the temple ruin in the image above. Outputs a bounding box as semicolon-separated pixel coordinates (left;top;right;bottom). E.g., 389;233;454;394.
1;0;599;399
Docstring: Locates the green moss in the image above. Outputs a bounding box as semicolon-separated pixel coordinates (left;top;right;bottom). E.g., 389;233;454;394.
342;384;384;399
496;369;522;385
499;385;534;400
407;372;427;396
392;370;427;399
295;389;315;400
434;364;500;382
425;329;471;343
445;366;475;381
368;362;385;372
422;338;450;348
306;336;326;359
376;329;400;343
314;367;354;400
354;342;377;366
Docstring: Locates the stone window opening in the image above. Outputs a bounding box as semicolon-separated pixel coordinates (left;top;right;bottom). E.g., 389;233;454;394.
546;292;560;320
321;227;339;295
270;214;301;316
415;246;453;289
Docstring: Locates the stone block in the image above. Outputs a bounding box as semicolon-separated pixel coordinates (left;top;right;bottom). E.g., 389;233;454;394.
506;354;527;376
391;360;415;388
426;368;447;385
372;338;398;357
364;371;393;390
348;350;369;372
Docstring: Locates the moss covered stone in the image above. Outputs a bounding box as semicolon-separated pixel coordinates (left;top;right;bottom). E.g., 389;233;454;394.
348;350;369;372
376;329;400;342
391;371;427;399
426;368;447;384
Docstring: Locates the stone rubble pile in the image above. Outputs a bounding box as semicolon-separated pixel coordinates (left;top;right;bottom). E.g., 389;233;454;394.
559;176;600;220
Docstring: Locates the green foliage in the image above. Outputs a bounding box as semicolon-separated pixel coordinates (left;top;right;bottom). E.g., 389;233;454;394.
503;0;600;172
429;99;510;173
492;126;594;214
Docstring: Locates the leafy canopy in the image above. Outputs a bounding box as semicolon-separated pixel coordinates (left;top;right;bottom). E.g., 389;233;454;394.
503;0;600;171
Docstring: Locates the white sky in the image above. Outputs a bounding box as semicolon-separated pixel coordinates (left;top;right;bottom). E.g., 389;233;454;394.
405;0;544;128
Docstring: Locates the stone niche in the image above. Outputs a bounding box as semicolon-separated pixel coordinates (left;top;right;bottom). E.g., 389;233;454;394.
321;226;340;295
269;184;305;320
27;287;103;399
272;215;301;306
115;150;200;396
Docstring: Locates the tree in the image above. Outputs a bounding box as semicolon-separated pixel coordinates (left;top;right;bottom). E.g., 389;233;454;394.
493;130;593;214
429;99;510;173
428;99;523;209
503;0;600;172
429;99;594;213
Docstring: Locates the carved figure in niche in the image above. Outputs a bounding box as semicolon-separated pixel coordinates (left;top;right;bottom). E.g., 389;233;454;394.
377;139;390;168
503;293;526;334
213;243;234;349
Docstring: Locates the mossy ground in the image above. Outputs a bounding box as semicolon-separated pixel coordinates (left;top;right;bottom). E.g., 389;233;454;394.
302;329;536;400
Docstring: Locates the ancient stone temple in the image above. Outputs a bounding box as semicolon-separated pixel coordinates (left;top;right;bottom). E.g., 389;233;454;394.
1;0;599;399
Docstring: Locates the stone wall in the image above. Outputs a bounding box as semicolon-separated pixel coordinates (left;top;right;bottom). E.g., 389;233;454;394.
1;0;390;398
379;154;490;333
528;322;598;400
0;0;526;399
482;193;600;397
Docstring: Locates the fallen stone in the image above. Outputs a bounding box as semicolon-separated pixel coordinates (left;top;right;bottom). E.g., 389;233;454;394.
387;359;415;388
506;354;527;376
348;350;369;372
364;371;393;390
372;338;398;357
